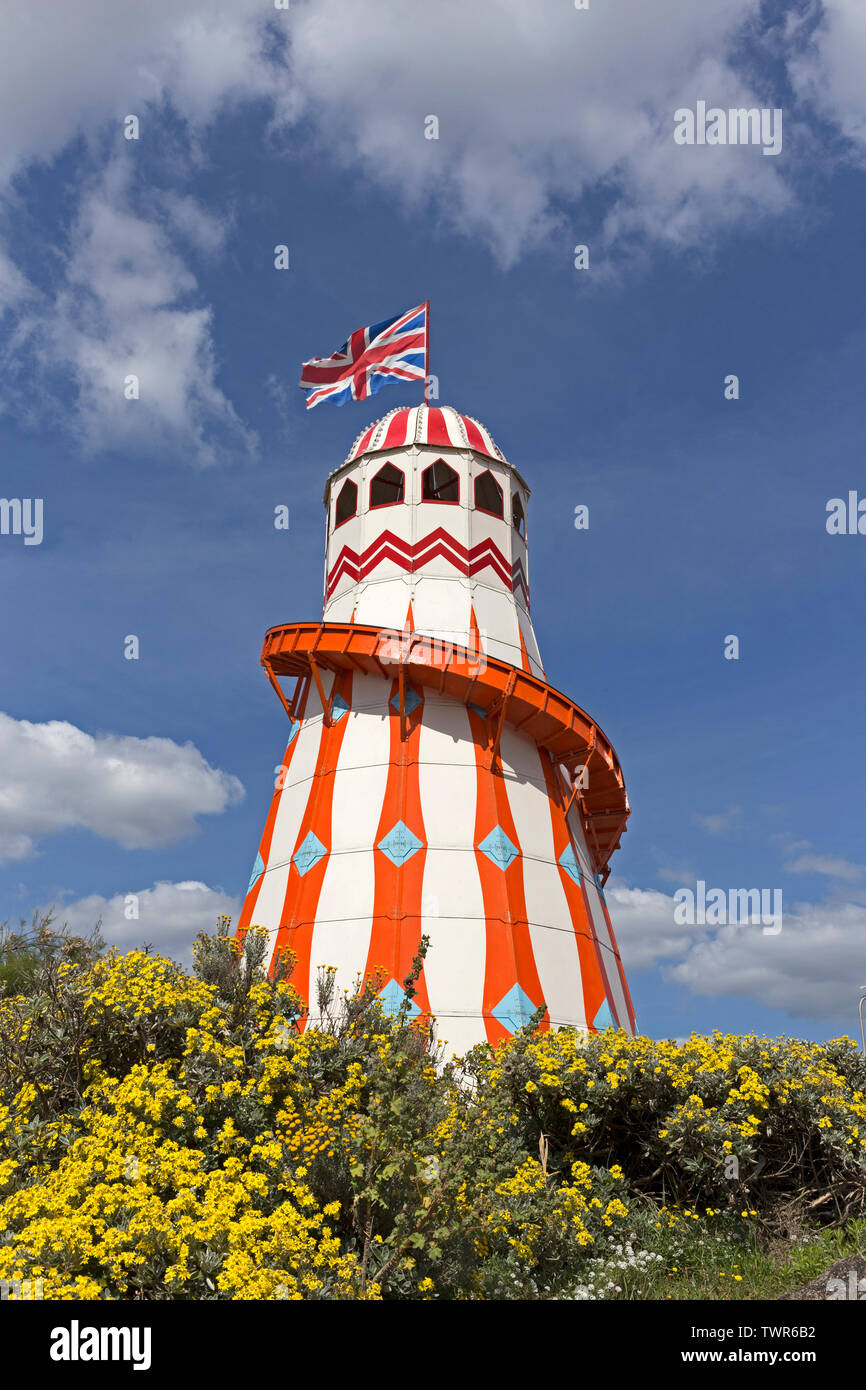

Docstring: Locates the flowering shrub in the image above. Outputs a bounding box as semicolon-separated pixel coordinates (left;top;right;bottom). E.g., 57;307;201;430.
1;920;864;1300
475;1027;866;1223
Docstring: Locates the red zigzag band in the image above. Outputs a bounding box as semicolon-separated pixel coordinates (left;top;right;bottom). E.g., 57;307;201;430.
327;527;529;603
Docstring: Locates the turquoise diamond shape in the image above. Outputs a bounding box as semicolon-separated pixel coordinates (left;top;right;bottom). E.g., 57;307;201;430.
286;718;300;746
293;831;327;877
468;702;488;719
593;998;615;1032
558;845;582;885
389;683;422;716
378;978;421;1020
377;820;424;866
247;850;264;892
478;825;519;870
331;693;349;722
492;983;538;1035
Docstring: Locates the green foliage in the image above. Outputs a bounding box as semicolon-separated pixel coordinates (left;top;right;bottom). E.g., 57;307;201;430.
0;909;104;998
472;1026;866;1223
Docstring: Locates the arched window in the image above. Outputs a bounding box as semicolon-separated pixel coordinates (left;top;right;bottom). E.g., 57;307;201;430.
512;493;526;537
370;461;404;509
474;470;503;518
335;479;357;528
422;458;459;504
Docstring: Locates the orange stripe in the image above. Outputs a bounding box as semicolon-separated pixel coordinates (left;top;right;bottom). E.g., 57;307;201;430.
517;624;531;674
272;670;354;1016
466;707;547;1045
364;677;431;1014
538;749;614;1029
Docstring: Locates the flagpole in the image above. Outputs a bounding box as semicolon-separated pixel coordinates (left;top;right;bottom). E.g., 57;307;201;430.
424;299;430;407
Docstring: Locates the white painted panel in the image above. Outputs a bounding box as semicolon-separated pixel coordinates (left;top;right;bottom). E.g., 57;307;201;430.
469;581;528;670
323;590;355;623
307;881;377;1003
278;668;336;796
328;507;362;605
516;605;545;678
562;806;630;1028
411;573;471;642
501;729;587;1030
340;671;392;719
498;725;545;787
527;918;588;1028
467;488;508;550
354;575;413;631
583;880;630;1029
328;511;361;563
431;1011;487;1058
418;695;486;1034
361;495;414;546
309;696;393;994
416;499;471;559
328;725;391;856
566;807;597;880
486;635;524;669
596;941;630;1026
252;713;326;956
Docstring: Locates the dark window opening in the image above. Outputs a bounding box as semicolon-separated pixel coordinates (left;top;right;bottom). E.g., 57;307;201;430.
335;479;358;527
370;461;404;509
474;470;504;518
512;493;526;537
422;458;459;504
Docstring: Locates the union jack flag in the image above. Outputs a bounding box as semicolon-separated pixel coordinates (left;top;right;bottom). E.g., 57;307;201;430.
299;302;428;410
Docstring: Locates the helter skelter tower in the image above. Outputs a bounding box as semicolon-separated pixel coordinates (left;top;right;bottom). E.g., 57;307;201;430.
237;404;635;1054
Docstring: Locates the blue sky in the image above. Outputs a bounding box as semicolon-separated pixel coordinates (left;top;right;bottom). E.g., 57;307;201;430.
1;0;865;1043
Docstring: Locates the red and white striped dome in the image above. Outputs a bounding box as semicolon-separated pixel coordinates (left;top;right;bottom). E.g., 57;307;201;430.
345;404;505;466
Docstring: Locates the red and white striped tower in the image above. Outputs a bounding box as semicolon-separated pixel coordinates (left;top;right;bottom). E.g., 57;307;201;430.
237;404;635;1054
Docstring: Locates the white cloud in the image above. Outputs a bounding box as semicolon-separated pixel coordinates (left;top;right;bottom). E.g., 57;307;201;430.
51;880;242;966
784;852;865;882
154;192;232;255
0;0;830;281
669;898;866;1022
695;805;744;834
0;711;244;864
0;1;282;183
606;879;705;972
0;0;862;277
284;0;793;266
773;835;865;884
0;1;274;462
0;247;33;316
656;864;698;885
609;875;866;1025
773;835;813;856
788;0;866;155
11;161;255;466
0;0;863;455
